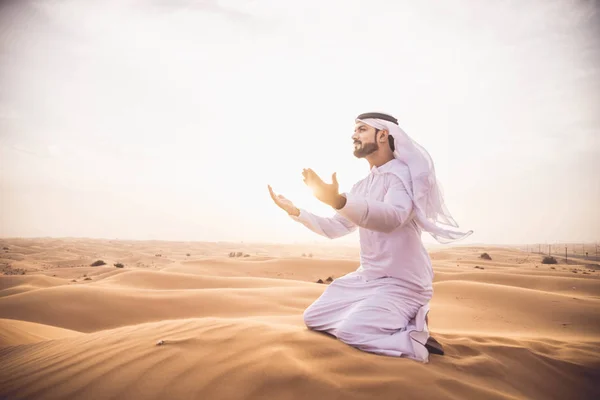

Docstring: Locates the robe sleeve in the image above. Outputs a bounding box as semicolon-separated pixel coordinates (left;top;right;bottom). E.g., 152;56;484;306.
335;174;414;233
289;209;357;239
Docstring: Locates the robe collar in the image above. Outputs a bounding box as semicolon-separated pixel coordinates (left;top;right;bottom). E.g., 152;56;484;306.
369;158;397;175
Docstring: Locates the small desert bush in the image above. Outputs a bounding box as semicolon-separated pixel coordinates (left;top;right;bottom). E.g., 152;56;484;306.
91;260;106;266
480;253;492;260
114;263;124;268
542;256;557;264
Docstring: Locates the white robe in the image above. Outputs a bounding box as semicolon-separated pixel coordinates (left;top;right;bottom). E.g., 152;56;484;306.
290;158;434;362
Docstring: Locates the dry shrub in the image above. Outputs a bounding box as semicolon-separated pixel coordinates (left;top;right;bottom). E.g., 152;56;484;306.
91;260;106;266
542;256;557;264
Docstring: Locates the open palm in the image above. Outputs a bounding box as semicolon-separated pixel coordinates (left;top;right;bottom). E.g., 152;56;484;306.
302;168;339;205
268;185;299;216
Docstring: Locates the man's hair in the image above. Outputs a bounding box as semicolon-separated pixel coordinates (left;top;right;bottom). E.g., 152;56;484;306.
375;129;396;152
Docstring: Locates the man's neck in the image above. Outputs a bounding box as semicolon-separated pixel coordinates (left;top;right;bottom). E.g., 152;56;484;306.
367;151;395;169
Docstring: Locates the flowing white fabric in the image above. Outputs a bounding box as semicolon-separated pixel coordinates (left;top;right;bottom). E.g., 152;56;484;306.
357;117;473;244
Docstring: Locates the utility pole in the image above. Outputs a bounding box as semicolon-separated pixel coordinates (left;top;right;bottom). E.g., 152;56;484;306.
565;246;568;264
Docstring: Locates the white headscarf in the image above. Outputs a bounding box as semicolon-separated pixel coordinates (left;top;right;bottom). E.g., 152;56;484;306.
357;116;473;244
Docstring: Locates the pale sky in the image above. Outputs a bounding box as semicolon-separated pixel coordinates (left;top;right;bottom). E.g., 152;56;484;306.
1;0;599;245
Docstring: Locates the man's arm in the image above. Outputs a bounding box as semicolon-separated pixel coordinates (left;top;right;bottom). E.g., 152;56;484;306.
334;175;413;233
289;209;357;239
268;184;357;239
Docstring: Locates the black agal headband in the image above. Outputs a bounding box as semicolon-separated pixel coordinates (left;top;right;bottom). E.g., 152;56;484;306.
356;112;398;125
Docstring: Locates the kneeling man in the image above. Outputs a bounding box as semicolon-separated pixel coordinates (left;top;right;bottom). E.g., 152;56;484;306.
268;112;472;362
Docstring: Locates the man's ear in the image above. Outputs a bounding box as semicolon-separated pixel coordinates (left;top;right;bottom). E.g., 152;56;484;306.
379;130;389;142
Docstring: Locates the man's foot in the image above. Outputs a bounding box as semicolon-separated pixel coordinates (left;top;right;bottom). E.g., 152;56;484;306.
425;336;444;356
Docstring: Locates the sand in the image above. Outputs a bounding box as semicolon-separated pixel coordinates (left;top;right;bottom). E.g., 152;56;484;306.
1;238;599;399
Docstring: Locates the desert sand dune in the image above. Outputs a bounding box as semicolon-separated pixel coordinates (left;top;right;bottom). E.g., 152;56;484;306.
431;280;600;337
95;269;319;290
164;257;358;282
0;274;68;297
0;318;82;347
434;271;600;297
0;283;320;333
1;238;599;400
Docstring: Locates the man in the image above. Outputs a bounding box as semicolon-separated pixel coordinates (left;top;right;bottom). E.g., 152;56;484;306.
268;112;472;363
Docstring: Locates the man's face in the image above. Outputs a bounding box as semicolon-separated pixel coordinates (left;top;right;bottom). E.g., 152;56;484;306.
352;122;378;158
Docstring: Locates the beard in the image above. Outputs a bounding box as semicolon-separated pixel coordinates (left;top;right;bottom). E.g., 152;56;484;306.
353;141;379;158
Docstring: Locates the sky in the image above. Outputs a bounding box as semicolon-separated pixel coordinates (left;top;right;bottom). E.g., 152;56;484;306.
0;0;599;245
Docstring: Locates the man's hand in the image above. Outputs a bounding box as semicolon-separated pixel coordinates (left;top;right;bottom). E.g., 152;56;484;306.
268;185;300;216
302;168;346;209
